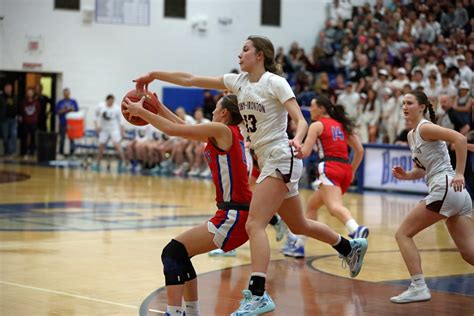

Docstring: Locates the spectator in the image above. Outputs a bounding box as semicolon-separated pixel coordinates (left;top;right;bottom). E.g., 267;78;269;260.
336;82;360;121
373;69;390;101
410;69;425;90
438;72;457;97
416;14;436;43
55;88;78;157
456;55;472;86
330;0;352;22
202;89;216;121
34;84;51;132
424;74;441;99
391;68;410;91
440;4;456;36
438;94;470;135
453;0;469;28
19;87;40;158
0;83;18;156
380;88;399;143
454;81;472;126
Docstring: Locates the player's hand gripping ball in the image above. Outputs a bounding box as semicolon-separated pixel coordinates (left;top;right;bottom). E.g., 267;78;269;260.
121;90;160;126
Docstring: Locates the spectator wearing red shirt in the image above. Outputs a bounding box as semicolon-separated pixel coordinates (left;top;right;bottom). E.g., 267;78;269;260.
20;87;40;157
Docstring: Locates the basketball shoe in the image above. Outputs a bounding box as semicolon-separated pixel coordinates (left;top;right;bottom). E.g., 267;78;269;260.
340;238;368;278
272;217;287;242
208;249;237;257
348;226;369;239
390;284;431;303
230;290;275;315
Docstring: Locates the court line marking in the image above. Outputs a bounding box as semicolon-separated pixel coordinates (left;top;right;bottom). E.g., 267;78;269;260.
0;280;139;310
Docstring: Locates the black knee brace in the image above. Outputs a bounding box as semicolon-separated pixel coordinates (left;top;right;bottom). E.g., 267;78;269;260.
161;239;197;286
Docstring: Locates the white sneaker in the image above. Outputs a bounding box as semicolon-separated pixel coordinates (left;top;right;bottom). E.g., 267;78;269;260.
199;168;212;178
390;284;431;304
187;167;201;176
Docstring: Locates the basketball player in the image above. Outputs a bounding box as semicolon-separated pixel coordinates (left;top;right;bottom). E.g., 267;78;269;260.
134;35;368;315
390;91;473;303
92;94;126;171
123;94;251;316
208;143;286;258
284;96;368;258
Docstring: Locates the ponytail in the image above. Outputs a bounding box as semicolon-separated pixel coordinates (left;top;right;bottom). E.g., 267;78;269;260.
316;96;356;135
265;60;283;76
426;101;437;123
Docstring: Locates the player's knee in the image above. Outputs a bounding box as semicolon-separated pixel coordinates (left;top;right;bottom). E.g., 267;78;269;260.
394;228;410;242
161;239;197;286
245;217;264;236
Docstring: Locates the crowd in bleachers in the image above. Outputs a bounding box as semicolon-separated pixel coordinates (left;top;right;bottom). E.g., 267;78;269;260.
278;0;472;145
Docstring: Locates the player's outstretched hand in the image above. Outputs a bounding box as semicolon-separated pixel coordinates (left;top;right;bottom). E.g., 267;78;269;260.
392;166;408;180
133;72;154;94
122;97;145;120
450;173;465;192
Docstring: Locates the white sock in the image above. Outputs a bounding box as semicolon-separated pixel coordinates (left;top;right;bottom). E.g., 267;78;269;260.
332;234;341;246
345;219;359;234
295;235;307;247
166;305;184;316
250;272;267;278
184;300;200;316
411;274;426;287
287;230;297;240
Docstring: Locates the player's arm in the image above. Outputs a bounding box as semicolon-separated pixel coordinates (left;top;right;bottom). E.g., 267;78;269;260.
285;98;308;158
420;123;467;191
346;133;364;173
134;71;226;92
301;121;323;159
154;98;185;125
392;130;425;180
122;97;232;148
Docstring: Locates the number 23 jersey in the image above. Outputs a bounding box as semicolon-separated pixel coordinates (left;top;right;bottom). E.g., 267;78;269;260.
223;72;295;149
408;119;454;185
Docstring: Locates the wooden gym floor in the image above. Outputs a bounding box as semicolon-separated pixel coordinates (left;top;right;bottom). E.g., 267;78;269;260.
0;161;473;315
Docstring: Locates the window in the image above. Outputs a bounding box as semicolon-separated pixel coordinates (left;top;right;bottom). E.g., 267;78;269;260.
164;0;186;18
54;0;80;10
261;0;280;26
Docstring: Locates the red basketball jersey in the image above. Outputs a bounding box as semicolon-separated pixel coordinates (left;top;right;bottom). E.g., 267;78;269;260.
317;117;349;160
204;125;252;205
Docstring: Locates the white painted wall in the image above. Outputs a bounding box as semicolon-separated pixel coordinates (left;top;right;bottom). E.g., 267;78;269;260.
0;0;4;67
1;0;331;125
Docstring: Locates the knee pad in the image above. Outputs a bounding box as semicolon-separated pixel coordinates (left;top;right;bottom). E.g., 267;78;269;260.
161;239;197;286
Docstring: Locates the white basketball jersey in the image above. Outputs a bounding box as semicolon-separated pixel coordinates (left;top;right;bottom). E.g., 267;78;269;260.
409;119;454;185
96;103;121;130
223;72;295;150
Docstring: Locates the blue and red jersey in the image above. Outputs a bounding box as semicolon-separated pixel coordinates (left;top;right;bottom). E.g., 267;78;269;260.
204;125;252;206
317;116;349;161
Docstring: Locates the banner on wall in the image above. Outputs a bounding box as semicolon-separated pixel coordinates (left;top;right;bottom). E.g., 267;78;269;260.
96;0;150;26
362;145;428;194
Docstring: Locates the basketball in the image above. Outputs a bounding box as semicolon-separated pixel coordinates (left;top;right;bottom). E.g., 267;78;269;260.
121;90;160;126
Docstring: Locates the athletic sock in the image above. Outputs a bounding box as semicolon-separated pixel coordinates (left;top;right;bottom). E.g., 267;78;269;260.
345;219;359;234
166;305;184;316
269;215;279;226
184;300;200;316
332;235;352;257
295;235;307;247
248;272;266;296
411;274;426;287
